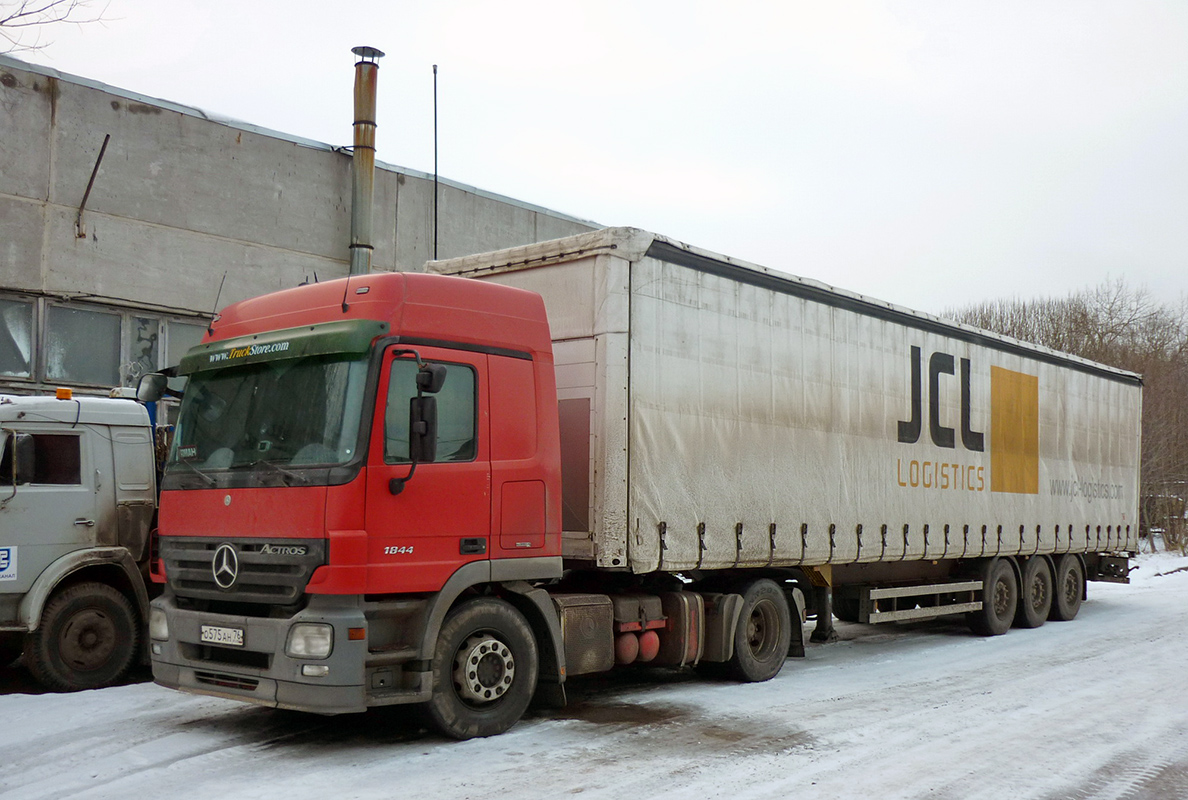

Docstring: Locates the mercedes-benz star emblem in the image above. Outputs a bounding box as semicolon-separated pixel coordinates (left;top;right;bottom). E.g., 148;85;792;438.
212;543;239;589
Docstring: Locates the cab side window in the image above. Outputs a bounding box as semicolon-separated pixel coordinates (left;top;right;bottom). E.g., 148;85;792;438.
384;360;476;463
0;433;81;485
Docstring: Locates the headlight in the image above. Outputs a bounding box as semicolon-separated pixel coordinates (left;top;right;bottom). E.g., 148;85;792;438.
286;623;334;659
149;606;169;641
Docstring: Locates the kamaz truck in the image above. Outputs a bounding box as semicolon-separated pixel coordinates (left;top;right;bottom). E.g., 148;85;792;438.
145;228;1140;739
1;390;157;690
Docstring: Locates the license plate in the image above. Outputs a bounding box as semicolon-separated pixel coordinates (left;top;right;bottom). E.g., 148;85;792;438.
200;625;244;647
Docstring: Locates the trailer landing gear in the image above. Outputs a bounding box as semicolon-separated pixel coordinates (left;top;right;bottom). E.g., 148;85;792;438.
810;585;839;643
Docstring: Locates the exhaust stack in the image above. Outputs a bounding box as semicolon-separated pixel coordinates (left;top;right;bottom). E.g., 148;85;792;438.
349;45;384;275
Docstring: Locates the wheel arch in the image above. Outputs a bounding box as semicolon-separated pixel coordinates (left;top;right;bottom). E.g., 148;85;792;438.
415;557;562;668
18;548;150;632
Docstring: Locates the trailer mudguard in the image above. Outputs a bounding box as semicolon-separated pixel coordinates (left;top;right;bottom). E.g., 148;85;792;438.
16;547;150;631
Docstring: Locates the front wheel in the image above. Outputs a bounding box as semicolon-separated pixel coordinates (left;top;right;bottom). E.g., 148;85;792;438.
424;598;538;740
728;579;792;682
25;582;140;691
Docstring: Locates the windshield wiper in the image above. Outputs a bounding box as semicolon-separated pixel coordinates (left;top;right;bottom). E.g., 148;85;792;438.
250;458;309;486
172;459;216;487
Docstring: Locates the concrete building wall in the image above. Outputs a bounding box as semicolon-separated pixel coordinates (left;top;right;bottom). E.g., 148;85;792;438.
0;55;596;395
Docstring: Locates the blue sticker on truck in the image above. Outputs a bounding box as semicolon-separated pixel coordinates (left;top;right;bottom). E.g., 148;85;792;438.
0;546;15;581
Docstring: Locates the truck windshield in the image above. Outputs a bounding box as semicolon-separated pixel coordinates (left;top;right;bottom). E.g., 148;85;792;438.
167;353;369;480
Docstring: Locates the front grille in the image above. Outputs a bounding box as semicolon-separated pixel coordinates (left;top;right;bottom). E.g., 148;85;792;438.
182;643;273;670
195;671;261;691
163;537;327;606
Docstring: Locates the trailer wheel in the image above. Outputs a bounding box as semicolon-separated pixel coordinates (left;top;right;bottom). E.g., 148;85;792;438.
0;632;24;667
967;559;1017;636
25;582;139;691
1049;554;1084;621
729;579;791;682
1014;558;1052;629
424;598;538;740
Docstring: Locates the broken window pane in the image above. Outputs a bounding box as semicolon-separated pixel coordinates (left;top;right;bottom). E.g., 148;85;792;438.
0;298;34;378
124;317;160;386
46;306;120;386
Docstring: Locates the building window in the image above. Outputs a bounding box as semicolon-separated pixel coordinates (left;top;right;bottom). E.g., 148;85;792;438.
0;294;208;393
46;305;121;386
126;316;161;386
166;322;206;370
0;298;34;379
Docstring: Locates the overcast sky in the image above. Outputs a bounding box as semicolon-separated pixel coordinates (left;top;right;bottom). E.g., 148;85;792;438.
13;0;1188;314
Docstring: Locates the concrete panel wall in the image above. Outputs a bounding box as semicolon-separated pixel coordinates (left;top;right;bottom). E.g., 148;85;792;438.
0;54;596;395
0;55;596;315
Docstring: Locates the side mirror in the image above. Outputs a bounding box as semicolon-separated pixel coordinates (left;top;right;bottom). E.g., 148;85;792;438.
137;373;169;403
416;364;447;394
408;396;438;463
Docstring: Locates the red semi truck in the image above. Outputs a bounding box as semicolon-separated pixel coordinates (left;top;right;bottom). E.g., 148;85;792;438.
146;228;1140;739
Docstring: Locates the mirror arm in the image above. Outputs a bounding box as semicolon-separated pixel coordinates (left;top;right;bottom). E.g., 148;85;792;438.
389;460;418;496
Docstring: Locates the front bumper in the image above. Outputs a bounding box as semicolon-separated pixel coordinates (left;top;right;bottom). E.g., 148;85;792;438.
149;592;429;714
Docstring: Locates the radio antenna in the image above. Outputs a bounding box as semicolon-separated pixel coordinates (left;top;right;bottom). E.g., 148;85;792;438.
207;272;227;335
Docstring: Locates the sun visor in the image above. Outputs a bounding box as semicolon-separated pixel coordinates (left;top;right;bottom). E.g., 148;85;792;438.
178;319;389;375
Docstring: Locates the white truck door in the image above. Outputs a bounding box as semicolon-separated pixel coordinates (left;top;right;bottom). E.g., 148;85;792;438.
0;429;105;597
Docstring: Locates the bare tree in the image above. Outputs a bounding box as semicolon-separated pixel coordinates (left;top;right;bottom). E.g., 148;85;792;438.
1;0;106;54
946;279;1188;550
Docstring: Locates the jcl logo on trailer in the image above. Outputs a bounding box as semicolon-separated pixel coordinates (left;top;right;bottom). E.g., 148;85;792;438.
896;346;1039;496
0;547;16;581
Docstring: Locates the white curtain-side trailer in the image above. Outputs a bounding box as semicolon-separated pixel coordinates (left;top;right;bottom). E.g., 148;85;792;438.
432;227;1139;633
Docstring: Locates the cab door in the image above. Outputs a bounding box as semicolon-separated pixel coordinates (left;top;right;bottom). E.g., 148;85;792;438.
363;345;490;593
0;428;105;597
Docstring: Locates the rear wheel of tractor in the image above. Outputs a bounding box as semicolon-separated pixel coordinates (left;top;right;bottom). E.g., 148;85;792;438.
0;632;24;667
424;598;538;740
1049;554;1084;621
25;582;139;691
729;579;792;682
967;559;1018;637
1014;557;1052;629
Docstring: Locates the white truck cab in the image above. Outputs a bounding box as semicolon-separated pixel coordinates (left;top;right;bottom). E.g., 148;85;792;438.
0;391;157;690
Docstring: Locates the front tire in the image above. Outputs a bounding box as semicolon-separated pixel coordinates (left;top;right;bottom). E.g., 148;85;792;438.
25;582;139;691
424;598;538;740
728;579;792;682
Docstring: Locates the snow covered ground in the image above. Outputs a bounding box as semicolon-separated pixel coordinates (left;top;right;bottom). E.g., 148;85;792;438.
3;552;1188;800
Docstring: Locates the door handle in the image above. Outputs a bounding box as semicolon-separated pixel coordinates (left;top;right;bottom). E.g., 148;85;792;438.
74;518;95;527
